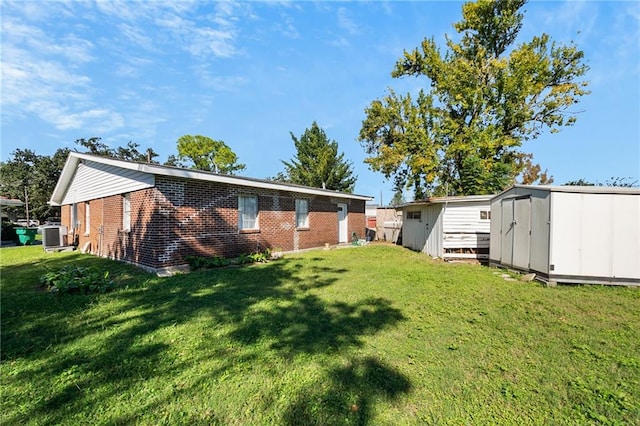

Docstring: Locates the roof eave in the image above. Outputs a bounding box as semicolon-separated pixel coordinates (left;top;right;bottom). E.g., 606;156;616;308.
50;152;373;204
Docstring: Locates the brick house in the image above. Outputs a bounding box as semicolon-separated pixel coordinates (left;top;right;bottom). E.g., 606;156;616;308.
50;152;372;273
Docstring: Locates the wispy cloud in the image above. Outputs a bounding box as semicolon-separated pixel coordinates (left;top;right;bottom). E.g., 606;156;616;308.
337;7;359;35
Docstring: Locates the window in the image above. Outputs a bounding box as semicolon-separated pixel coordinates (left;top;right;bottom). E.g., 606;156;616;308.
406;211;421;220
122;193;131;231
71;203;78;230
84;202;91;235
295;199;309;228
238;195;258;230
480;210;491;220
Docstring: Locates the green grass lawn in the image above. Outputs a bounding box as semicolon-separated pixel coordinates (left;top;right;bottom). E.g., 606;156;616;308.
1;244;638;425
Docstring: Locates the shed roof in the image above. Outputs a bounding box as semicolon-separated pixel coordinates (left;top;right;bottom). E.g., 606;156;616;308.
0;197;25;207
50;152;373;206
493;184;640;199
397;194;493;209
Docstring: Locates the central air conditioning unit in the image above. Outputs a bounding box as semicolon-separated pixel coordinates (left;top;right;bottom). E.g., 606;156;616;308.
41;225;68;248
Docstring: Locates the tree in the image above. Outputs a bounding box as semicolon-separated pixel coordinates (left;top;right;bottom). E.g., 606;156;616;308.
516;153;553;185
564;177;638;187
359;0;589;197
174;135;245;174
280;122;357;192
390;190;406;207
75;137;159;163
0;148;70;222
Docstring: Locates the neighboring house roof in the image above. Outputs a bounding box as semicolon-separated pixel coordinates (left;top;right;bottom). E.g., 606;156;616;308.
494;184;640;198
397;194;493;209
0;197;25;207
50;152;373;206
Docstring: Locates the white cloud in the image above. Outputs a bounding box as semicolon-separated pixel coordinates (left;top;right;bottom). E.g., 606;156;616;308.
337;7;359;35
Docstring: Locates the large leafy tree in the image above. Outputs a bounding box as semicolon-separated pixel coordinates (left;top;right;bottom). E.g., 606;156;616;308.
359;0;589;197
280;122;357;193
0;148;70;222
171;135;246;175
75;137;159;163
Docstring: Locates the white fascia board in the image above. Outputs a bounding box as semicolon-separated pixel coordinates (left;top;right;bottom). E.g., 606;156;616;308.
49;154;81;206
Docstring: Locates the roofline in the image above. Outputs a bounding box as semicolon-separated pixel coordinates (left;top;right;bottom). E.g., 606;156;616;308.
50;152;373;205
494;184;640;198
396;194;494;209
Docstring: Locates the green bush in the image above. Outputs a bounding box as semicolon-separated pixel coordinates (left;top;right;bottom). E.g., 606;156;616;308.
40;265;115;295
185;255;231;270
186;249;272;270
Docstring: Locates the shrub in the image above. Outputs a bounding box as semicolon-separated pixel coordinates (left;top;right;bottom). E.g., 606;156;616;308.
185;255;231;270
40;266;115;295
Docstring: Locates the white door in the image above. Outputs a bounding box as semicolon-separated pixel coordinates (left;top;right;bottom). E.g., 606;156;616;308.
338;203;348;243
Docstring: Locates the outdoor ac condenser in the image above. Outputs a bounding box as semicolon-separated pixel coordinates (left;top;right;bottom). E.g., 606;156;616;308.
42;225;68;248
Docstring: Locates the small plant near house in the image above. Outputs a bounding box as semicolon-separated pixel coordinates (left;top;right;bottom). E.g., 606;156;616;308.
40;265;115;295
249;248;271;263
185;255;231;270
186;249;273;270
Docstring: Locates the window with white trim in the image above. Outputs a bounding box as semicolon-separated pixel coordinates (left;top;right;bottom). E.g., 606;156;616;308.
122;193;131;231
480;210;491;220
295;199;309;228
84;202;90;235
238;195;258;230
71;203;78;230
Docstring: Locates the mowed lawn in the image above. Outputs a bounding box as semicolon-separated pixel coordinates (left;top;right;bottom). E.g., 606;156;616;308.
1;244;638;425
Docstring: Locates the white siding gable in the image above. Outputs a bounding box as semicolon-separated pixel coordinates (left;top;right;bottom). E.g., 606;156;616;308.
61;160;155;205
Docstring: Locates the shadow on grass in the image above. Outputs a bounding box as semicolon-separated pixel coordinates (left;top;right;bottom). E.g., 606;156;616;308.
283;357;411;425
1;251;409;424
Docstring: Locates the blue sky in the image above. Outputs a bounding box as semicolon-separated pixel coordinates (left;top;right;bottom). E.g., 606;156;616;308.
1;0;638;204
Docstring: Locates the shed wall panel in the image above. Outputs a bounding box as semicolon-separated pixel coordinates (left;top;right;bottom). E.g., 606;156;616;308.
442;203;491;233
424;204;443;256
529;193;551;274
489;198;502;262
611;194;640;278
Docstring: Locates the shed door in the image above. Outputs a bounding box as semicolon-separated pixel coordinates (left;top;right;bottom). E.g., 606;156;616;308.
337;203;348;243
512;197;531;270
500;199;515;266
500;196;531;270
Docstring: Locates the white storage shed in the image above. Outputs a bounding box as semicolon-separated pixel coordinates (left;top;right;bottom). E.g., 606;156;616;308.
398;195;493;260
489;185;640;286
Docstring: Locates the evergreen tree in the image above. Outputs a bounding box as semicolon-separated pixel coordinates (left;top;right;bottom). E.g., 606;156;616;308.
282;122;357;192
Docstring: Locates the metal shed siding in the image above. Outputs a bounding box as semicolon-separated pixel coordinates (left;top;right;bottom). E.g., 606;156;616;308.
442;202;491;233
61;160;155;205
401;197;491;259
491;185;640;285
424;204;443;256
401;207;426;252
442;202;490;257
528;191;551;274
611;194;640;279
550;192;640;281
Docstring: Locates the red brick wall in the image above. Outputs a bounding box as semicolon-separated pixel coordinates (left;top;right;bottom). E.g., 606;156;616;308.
63;176;367;270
